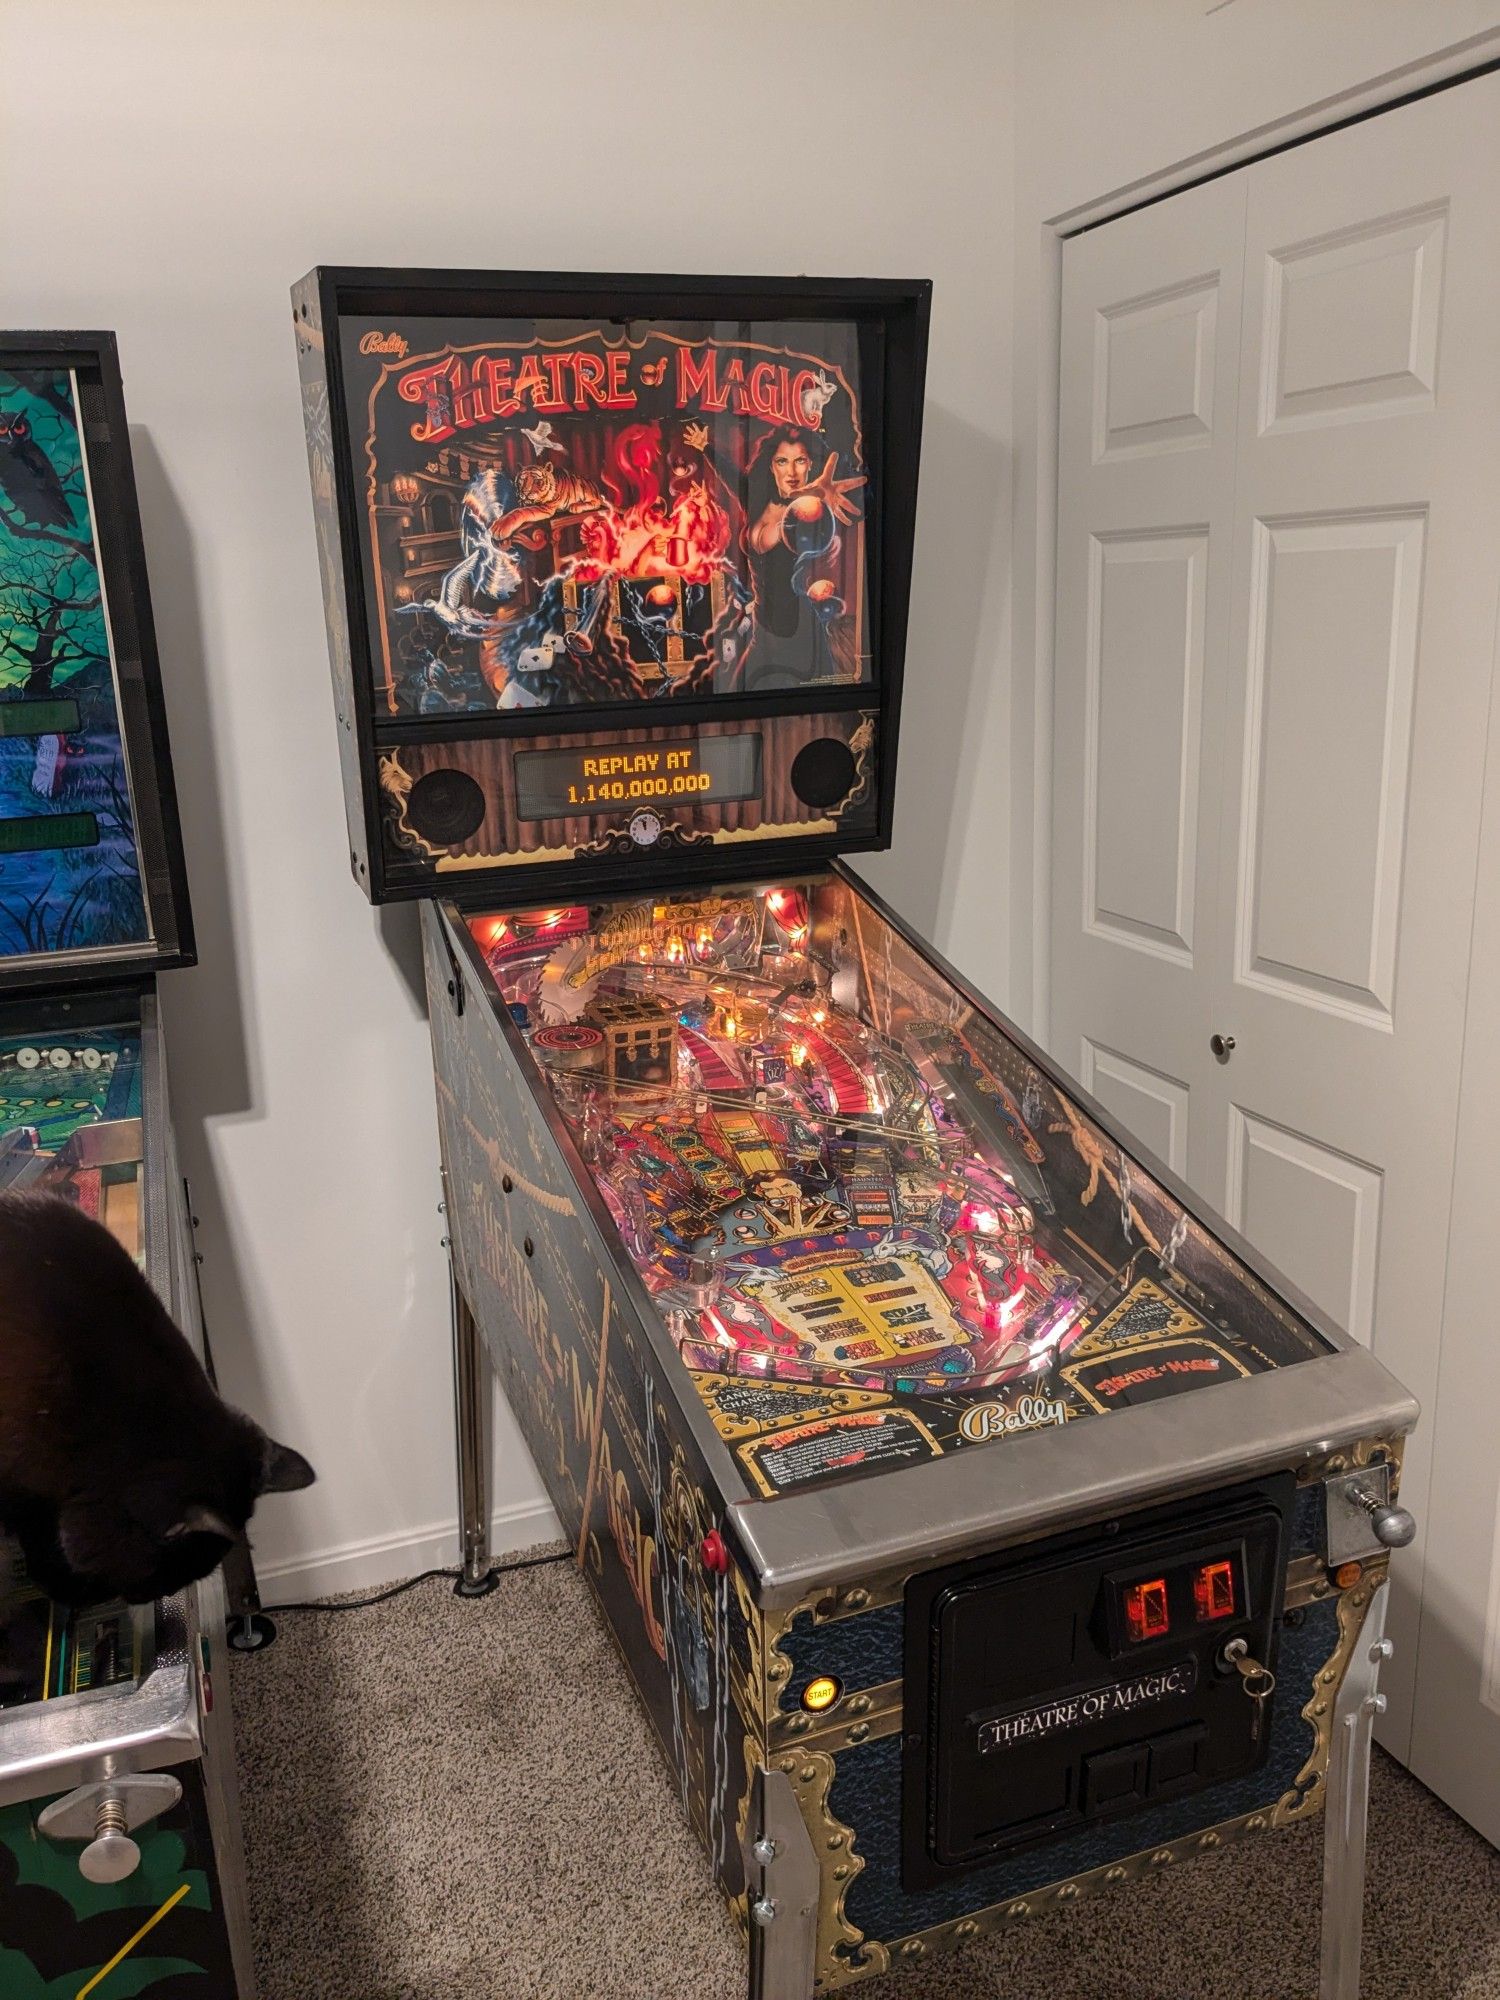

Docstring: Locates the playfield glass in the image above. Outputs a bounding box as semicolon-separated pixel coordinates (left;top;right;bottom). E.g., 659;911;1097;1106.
0;368;153;963
468;879;1334;1499
339;314;873;717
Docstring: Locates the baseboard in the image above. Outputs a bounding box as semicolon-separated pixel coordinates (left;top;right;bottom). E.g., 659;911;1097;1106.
249;1495;565;1604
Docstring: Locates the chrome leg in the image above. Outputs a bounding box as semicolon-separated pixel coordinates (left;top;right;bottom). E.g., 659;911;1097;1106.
745;1766;819;2000
196;1568;261;1996
450;1260;498;1598
1319;1580;1391;2000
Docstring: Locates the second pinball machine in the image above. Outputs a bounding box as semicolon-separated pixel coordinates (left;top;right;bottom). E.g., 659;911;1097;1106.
0;331;254;1998
294;267;1417;2000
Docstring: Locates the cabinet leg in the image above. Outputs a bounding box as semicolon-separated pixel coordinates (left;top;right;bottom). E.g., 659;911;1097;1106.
450;1262;498;1598
745;1766;818;2000
1319;1581;1391;2000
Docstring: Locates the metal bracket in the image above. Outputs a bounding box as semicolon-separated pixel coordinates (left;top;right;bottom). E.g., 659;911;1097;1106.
1319;1581;1390;2000
1322;1465;1413;1565
744;1765;820;2000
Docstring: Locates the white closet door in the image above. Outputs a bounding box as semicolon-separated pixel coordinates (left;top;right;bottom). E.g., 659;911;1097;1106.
1210;74;1500;1756
1053;67;1500;1810
1413;668;1500;1845
1051;175;1247;1192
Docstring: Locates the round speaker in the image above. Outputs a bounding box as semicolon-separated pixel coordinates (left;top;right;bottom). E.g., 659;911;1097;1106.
405;768;487;845
790;738;857;811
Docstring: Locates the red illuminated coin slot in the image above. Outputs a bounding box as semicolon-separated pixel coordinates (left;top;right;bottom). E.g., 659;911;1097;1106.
1123;1577;1170;1643
1194;1559;1237;1622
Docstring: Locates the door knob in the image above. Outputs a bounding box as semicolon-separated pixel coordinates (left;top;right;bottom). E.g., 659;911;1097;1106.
1210;1033;1236;1062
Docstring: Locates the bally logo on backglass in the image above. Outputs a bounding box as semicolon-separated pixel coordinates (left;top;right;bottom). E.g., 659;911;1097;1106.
977;1660;1198;1754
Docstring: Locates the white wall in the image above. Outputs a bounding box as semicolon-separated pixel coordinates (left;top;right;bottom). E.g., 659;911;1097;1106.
0;0;1015;1594
1006;0;1500;1040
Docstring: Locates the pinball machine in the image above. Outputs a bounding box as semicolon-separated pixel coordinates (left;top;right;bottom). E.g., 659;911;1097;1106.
0;334;254;1996
294;268;1418;2000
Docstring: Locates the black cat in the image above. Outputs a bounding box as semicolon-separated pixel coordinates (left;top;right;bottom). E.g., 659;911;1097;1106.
0;1191;314;1607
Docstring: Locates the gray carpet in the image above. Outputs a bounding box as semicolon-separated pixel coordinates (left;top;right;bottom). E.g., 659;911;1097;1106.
230;1547;1500;2000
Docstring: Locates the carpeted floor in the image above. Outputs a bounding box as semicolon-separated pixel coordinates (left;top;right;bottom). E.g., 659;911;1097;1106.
230;1546;1500;2000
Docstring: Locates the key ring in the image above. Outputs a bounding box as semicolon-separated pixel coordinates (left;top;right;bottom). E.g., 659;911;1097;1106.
1221;1636;1276;1700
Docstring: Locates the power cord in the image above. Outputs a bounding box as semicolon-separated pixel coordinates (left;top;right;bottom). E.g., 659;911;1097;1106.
265;1549;572;1617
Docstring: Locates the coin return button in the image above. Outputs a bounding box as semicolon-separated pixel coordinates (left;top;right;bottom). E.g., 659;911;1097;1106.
1148;1721;1209;1795
1083;1744;1148;1813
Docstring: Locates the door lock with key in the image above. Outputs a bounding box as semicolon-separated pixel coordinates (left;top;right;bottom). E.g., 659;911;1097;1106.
1221;1635;1276;1747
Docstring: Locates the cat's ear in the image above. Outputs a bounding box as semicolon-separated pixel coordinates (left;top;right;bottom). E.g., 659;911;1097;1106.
166;1505;237;1544
259;1437;316;1495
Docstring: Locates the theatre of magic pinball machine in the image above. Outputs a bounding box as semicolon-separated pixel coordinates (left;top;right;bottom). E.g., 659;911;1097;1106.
0;334;254;1997
294;269;1418;1999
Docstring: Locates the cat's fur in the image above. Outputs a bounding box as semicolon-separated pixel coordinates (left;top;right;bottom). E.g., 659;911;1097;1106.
0;1191;314;1607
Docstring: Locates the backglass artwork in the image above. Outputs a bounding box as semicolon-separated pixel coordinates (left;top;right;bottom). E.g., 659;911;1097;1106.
339;315;873;717
0;367;151;962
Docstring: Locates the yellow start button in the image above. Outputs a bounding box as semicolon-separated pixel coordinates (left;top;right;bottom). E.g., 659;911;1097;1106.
802;1675;842;1714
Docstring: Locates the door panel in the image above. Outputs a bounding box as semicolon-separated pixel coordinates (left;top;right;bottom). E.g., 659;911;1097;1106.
1260;203;1447;432
1224;1106;1383;1350
1086;531;1206;960
1080;1040;1189;1177
1236;510;1424;1021
1095;274;1221;459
